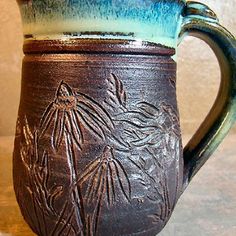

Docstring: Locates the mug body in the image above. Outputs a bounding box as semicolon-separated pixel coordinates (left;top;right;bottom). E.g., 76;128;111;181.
14;1;185;235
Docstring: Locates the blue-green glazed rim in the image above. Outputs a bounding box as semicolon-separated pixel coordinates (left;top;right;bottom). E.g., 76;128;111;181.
17;0;186;48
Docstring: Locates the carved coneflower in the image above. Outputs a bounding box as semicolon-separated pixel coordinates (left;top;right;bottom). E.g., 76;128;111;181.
78;145;131;234
39;81;114;150
79;145;131;205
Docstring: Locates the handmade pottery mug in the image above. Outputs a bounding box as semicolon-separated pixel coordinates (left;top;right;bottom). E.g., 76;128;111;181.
14;1;236;235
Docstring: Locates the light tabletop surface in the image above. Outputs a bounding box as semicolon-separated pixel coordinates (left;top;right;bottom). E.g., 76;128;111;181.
0;135;236;236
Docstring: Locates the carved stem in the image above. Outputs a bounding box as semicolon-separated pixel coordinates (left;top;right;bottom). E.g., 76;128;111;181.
65;131;85;235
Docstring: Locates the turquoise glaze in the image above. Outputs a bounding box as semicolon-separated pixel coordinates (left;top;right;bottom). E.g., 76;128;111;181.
18;0;185;47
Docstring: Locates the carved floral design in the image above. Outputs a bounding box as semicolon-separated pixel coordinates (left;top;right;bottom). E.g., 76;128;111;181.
19;116;80;236
104;73;127;112
78;145;131;234
79;146;131;205
18;73;181;235
39;81;114;150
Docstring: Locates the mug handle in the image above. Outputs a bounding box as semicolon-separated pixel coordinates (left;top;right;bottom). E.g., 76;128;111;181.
179;1;236;190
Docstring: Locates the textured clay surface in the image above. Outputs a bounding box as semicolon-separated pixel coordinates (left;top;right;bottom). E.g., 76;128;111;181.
13;41;183;236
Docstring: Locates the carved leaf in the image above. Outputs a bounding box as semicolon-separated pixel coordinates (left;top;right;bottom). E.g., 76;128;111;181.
48;185;63;212
50;201;80;236
104;73;127;111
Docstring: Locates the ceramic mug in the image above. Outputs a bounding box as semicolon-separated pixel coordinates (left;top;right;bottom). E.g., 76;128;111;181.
14;1;236;235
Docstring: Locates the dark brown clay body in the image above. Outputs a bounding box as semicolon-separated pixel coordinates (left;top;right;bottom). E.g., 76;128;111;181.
13;39;183;236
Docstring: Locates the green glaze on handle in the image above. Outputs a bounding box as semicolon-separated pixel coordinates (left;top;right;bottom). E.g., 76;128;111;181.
179;1;236;190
